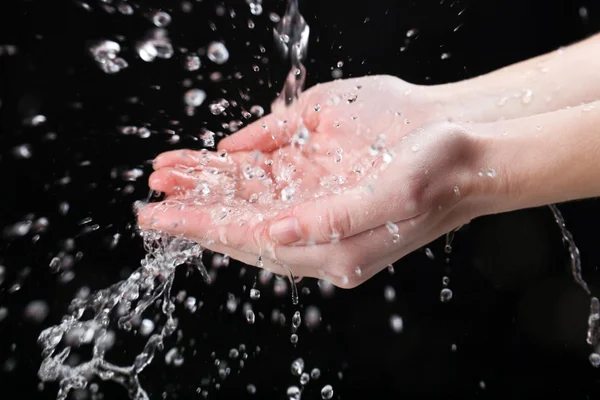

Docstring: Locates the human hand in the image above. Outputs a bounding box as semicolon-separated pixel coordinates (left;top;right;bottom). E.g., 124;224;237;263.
137;76;486;288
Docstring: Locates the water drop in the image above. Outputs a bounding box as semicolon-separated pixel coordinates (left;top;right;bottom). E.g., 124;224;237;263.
287;386;301;400
151;11;171;27
184;54;201;71
321;384;334;399
291;358;304;376
440;288;453;303
390;314;403;333
208;42;230;65
246;309;256;324
184;89;206;107
250;288;260;300
292;311;301;329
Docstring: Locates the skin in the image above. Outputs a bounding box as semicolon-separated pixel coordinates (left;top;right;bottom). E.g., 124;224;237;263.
138;33;600;289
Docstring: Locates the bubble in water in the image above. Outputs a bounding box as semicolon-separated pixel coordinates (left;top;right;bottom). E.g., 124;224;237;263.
207;42;230;65
390;315;403;333
151;11;172;27
321;384;334;399
184;89;206;107
440;288;453;303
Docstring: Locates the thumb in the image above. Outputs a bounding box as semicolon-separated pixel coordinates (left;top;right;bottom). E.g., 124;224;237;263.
267;177;425;246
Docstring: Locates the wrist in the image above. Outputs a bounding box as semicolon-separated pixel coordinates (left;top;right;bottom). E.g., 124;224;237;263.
468;102;600;216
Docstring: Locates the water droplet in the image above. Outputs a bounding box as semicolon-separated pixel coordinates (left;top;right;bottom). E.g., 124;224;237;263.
313;103;321;111
321;384;334;399
151;11;171;28
440;288;453;303
423;248;434;261
250;288;260;300
250;105;264;117
410;143;421;152
281;185;295;201
246;309;256;324
522;89;533;104
290;333;298;344
184;89;206;107
406;28;418;37
292;311;301;329
385;221;400;242
390;314;403;333
184;54;201;71
589;353;600;367
292;124;310;146
384;285;396;302
441;52;451;60
287;385;301;400
207;42;230;65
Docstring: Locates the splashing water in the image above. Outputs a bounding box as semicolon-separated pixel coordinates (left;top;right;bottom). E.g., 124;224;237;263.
37;230;209;400
38;1;312;397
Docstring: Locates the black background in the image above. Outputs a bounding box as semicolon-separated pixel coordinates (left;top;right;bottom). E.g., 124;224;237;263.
2;0;600;399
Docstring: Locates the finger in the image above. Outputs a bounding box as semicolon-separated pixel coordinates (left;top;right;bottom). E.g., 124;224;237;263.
266;176;430;246
153;149;233;170
218;97;321;153
273;219;421;288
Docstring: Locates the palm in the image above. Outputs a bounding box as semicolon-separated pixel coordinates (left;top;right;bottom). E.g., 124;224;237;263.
147;75;440;217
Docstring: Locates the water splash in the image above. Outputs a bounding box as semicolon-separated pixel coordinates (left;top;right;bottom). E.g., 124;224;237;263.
37;230;209;400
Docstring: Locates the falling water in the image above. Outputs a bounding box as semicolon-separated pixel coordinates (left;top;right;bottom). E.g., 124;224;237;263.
548;204;600;365
37;230;209;400
273;0;309;107
270;0;310;305
37;1;312;397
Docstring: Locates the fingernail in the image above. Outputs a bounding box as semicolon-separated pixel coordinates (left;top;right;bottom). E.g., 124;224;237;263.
270;217;301;245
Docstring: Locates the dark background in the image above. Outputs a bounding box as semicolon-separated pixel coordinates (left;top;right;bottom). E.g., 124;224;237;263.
2;0;600;399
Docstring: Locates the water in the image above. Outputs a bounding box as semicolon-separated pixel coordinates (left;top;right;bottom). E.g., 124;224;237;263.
38;231;209;400
273;0;309;107
37;1;313;397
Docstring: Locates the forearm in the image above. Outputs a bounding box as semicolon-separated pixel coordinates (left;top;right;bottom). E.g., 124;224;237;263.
471;101;600;216
434;33;600;122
